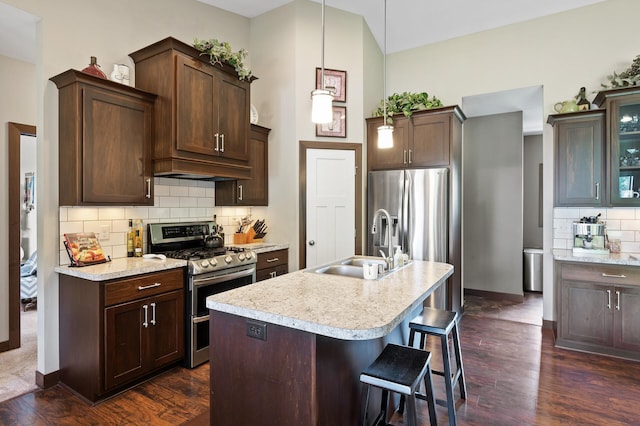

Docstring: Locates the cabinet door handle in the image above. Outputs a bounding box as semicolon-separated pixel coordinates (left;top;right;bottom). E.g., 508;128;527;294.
142;304;149;328
238;184;243;201
146;178;151;199
601;273;626;278
408;149;413;164
214;133;220;152
220;134;225;153
138;282;162;291
150;302;156;325
595;182;600;201
616;290;621;311
606;289;611;309
266;257;279;263
270;271;277;278
403;149;407;164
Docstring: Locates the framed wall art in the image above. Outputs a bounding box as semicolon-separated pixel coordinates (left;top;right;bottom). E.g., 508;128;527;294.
316;68;346;102
316;106;346;138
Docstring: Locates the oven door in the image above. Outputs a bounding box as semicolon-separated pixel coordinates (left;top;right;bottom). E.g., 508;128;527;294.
188;265;256;368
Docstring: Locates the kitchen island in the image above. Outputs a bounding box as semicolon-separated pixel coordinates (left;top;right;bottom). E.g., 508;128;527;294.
206;259;453;425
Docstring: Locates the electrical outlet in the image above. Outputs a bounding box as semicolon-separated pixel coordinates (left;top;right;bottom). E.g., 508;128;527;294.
99;225;110;240
246;320;267;341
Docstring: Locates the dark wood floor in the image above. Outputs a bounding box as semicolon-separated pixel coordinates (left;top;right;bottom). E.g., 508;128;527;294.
2;295;640;425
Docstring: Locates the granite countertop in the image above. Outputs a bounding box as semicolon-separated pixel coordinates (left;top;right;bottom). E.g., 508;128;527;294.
206;260;453;341
553;249;640;266
55;257;187;281
227;242;289;254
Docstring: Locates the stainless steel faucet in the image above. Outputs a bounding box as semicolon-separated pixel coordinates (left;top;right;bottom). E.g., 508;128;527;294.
371;208;394;270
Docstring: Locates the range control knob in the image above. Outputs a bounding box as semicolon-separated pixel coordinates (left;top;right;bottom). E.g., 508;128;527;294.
200;260;209;268
209;258;218;267
238;253;246;261
248;251;255;260
224;255;233;264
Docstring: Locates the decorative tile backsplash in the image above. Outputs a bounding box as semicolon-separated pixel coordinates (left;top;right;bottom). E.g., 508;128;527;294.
553;207;640;253
59;177;252;265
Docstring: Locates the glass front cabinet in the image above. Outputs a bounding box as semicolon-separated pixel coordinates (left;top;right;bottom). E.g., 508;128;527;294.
595;86;640;206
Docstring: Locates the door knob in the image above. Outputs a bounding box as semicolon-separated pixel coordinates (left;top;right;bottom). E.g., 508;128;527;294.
309;240;315;246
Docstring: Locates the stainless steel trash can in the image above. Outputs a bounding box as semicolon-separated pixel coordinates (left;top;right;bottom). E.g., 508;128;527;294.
523;248;543;292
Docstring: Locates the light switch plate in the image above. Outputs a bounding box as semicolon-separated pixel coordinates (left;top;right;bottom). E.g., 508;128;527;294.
99;225;110;240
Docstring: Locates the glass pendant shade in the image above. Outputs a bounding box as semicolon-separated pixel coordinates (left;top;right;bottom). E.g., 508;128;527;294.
377;124;394;149
311;89;334;124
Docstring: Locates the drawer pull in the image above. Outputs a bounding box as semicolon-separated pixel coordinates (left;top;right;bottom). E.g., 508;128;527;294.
266;257;279;263
607;289;611;310
616;291;621;311
601;273;626;279
138;282;162;291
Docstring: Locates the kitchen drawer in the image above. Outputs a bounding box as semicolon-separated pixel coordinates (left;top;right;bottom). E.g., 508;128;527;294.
105;268;185;306
256;264;288;282
560;262;640;286
257;249;288;270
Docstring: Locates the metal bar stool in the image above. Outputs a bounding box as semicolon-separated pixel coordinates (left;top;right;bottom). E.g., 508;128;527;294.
406;308;467;426
359;343;437;426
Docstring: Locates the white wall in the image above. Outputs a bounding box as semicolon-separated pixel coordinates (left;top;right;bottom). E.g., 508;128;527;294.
0;54;36;343
387;0;640;321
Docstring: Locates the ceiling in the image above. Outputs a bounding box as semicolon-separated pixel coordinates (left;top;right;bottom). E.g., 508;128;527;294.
197;0;606;54
0;0;605;64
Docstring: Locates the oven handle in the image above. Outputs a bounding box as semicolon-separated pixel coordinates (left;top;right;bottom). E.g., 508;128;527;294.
191;266;256;287
193;314;210;324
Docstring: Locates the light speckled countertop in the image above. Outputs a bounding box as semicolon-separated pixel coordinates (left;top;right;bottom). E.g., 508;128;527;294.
54;257;187;281
553;249;640;266
206;260;453;340
227;242;289;254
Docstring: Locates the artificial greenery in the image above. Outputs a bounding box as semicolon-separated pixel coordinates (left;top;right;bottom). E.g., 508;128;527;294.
373;91;443;123
602;54;640;88
193;38;252;81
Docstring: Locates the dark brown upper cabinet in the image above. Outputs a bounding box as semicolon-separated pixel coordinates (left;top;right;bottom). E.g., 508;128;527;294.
548;110;605;207
366;106;465;171
130;37;254;180
216;125;270;206
50;70;156;206
595;86;640;206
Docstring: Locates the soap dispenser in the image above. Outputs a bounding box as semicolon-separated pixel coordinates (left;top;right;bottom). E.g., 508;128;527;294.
393;246;403;268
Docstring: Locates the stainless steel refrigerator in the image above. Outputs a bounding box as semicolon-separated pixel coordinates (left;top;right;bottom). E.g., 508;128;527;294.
367;168;448;308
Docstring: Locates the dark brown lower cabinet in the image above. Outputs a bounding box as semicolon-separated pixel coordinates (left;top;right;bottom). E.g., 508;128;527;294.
104;290;183;390
556;261;640;360
256;249;288;282
59;268;185;402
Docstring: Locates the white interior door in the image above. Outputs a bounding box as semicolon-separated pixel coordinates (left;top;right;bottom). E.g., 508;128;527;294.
306;149;355;268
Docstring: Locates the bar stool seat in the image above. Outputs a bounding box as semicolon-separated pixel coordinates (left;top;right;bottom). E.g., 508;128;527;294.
359;343;437;426
408;308;467;426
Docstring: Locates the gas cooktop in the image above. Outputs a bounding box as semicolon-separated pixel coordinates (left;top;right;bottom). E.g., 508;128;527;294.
148;222;257;275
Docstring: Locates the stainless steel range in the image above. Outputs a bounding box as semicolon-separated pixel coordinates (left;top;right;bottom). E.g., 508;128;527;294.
148;221;257;368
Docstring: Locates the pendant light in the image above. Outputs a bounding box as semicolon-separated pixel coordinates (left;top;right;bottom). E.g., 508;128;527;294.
311;0;334;124
377;0;394;149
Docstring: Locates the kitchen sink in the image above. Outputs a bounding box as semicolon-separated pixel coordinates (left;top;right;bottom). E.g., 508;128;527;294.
340;256;387;267
306;255;409;279
312;264;365;278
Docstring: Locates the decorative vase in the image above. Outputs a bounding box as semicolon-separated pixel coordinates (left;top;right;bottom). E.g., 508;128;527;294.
110;64;122;83
82;56;107;79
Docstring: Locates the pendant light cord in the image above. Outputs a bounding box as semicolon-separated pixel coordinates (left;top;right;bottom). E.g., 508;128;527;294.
321;0;326;90
382;0;387;122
